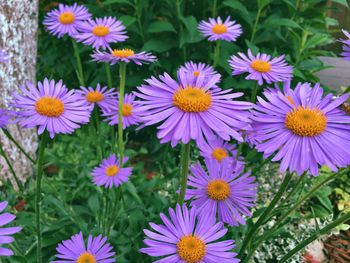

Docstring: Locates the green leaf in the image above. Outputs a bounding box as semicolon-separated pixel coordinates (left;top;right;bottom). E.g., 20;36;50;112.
119;15;137;28
124;181;143;205
258;0;273;9
179;16;203;47
264;18;301;29
223;0;253;26
142;38;177;52
103;0;134;6
148;21;176;33
332;0;349;7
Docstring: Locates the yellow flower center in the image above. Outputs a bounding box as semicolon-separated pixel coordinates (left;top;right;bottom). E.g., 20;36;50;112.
285;106;327;137
193;71;200;77
207;179;231;201
111;49;135;58
211;147;228;162
212;24;227;34
105;165;119;177
92;25;110;37
76;252;96;263
172;86;212;112
35;97;65;117
177;235;206;263
58;11;75;25
122;103;133;117
250;59;271;73
86;91;104;103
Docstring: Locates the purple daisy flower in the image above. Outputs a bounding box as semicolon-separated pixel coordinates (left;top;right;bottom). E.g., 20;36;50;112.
0;201;22;257
102;93;141;129
11;78;91;138
0;109;14;129
339;30;350;60
91;48;156;65
0;49;10;63
91;154;132;188
76;84;117;112
228;49;293;86
185;159;257;226
198;16;242;42
51;231;115;262
251;82;350;176
135;68;252;147
140;204;239;263
199;136;245;167
43;3;91;38
74;17;128;49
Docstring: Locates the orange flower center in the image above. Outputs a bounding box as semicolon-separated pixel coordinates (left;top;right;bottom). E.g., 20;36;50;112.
76;252;96;263
86;91;104;103
250;59;271;73
207;179;231;201
58;11;75;25
92;25;110;37
211;147;228;162
212;24;227;34
105;165;119;177
112;49;135;58
35;97;65;117
193;71;200;77
122;104;133;116
173;86;212;112
177;235;206;263
285;106;327;137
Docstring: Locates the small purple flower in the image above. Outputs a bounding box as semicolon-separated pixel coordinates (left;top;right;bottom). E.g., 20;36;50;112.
229;49;293;86
11;78;91;138
135;68;252;147
0;49;10;63
74;17;128;49
91;48;156;65
102;93;141;129
198;16;242;42
140;204;240;263
251;82;350;176
185;159;257;226
0;201;22;257
340;29;350;60
199;136;245;167
51;231;115;262
0;109;14;129
76;84;117;112
43;3;92;38
91;154;132;189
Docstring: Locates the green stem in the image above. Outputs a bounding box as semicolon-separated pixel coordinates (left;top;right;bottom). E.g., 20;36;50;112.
250;7;262;43
213;40;221;67
105;63;113;88
35;132;48;263
118;62;127;165
212;0;218;17
0;139;24;192
71;39;85;87
250;82;258;102
280;172;307;207
279;212;350;263
2;129;35;164
239;172;293;260
178;143;191;204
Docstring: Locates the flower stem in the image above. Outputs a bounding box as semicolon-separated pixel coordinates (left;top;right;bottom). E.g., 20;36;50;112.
105;62;113;88
2;129;35;164
279;212;350;263
118;62;127;165
35;132;48;263
71;39;85;87
250;82;258;102
213;40;221;67
250;7;262;43
239;172;293;260
0;138;24;192
212;0;218;17
178;143;191;205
